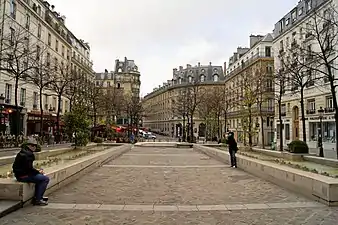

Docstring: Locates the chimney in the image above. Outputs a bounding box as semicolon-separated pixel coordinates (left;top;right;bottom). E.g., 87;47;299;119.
198;62;200;67
223;62;227;74
104;69;108;73
179;66;183;71
209;62;212;66
186;64;191;68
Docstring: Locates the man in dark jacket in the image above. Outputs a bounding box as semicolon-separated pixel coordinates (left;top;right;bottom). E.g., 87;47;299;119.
227;132;238;168
12;138;49;206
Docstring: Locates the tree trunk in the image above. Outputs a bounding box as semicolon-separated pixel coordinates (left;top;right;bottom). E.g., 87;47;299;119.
39;87;44;136
182;115;186;142
224;112;227;135
14;77;20;136
93;104;97;127
190;114;194;143
56;94;62;143
217;113;220;139
278;98;283;152
300;89;306;142
248;106;253;147
259;102;265;149
329;80;338;158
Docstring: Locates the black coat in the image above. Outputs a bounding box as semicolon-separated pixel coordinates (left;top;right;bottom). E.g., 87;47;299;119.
228;137;238;152
12;147;40;178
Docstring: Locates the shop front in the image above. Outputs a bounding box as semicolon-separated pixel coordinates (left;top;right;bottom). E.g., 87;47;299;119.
26;110;56;136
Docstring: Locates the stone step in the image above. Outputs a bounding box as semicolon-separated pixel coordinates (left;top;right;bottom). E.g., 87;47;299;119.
0;200;21;218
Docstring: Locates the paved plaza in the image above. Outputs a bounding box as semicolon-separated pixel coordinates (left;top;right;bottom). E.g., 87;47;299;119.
1;146;338;224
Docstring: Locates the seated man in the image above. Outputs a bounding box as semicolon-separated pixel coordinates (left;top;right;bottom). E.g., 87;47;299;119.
12;138;50;206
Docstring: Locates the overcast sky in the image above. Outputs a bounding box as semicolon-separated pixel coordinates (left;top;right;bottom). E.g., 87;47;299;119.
51;0;297;96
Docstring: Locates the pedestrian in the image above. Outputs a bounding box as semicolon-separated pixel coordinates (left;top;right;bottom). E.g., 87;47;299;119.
227;132;238;168
12;137;50;206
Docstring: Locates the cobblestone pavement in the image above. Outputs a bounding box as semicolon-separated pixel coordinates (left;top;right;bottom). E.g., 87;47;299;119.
1;146;338;224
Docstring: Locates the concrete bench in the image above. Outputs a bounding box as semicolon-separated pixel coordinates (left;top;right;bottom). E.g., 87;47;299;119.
176;143;193;148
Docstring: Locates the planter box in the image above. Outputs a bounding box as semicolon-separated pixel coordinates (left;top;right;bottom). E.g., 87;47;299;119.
194;145;338;206
0;144;131;202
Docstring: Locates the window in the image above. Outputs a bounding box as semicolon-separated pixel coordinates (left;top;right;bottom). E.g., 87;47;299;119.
5;84;12;103
285;124;290;140
59;99;63;112
10;0;16;19
291;10;297;21
36;45;41;60
281;104;286;115
46;52;50;66
299;7;303;15
213;74;219;82
66;49;70;60
25;14;30;29
54;58;58;71
10;27;15;45
279;40;283;51
107;81;111;87
200;75;205;82
48;33;51;46
37;6;41;15
265;46;271;57
61;45;65;57
20;88;26;106
44;94;48;110
178;78;182;84
268;98;274;110
55;39;59;52
33;92;38;107
326;96;333;109
52;97;57;110
306;0;312;11
307;99;315;110
117;83;121;89
37;24;41;38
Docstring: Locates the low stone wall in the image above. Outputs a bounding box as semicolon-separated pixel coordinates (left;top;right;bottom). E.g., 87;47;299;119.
303;155;338;168
0;144;132;202
135;142;180;148
252;147;338;167
194;145;338;206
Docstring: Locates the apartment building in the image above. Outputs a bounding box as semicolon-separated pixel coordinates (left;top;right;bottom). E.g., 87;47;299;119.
0;0;94;135
273;0;336;150
142;62;225;138
225;34;275;146
94;57;141;125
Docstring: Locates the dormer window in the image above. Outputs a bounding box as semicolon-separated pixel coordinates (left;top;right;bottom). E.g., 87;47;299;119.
213;74;219;82
188;76;192;83
200;75;205;82
178;78;182;84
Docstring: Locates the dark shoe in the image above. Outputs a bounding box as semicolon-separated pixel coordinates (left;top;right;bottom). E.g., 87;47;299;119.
34;200;48;206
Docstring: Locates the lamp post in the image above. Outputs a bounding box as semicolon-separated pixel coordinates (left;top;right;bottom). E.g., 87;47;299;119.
318;107;324;157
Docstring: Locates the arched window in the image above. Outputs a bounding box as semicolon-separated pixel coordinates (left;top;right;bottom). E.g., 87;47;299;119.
188;76;192;83
213;74;219;82
178;78;182;84
117;83;121;89
118;68;122;73
200;75;205;82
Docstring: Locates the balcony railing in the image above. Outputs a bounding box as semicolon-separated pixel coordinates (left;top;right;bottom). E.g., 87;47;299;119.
324;107;335;113
306;109;316;114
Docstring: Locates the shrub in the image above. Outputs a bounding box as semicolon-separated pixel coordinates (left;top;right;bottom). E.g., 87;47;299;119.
75;131;89;147
94;137;104;143
288;140;309;154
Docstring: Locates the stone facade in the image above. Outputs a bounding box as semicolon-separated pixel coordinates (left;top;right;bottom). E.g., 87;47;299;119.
0;0;94;135
225;34;275;147
273;0;337;151
142;62;225;138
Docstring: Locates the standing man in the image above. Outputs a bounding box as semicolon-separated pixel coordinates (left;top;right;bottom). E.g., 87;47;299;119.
227;132;238;168
12;138;50;206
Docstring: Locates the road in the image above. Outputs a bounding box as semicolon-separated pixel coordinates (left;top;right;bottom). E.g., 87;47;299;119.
1;146;337;224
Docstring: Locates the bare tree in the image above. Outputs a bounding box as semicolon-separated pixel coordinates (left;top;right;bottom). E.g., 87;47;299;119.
28;46;52;135
274;68;288;151
171;87;189;141
294;2;338;157
50;60;75;143
0;20;39;135
123;93;142;136
186;82;205;143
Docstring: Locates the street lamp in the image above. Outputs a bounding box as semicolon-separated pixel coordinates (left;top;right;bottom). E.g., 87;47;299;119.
318;107;324;157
